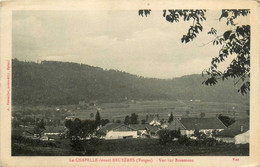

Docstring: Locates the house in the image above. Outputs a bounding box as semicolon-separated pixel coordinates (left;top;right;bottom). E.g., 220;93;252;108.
43;126;66;136
215;118;249;143
97;123;138;140
129;124;160;138
65;116;75;121
167;117;227;137
146;115;161;126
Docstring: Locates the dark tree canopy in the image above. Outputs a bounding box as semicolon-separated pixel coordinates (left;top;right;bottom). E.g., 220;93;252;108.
130;113;139;124
200;112;206;118
124;115;130;125
124;113;139;124
95;111;101;126
168;112;173;123
33;118;45;136
139;9;250;95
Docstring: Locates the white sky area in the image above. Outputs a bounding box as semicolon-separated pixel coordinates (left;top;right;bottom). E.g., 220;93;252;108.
12;10;249;79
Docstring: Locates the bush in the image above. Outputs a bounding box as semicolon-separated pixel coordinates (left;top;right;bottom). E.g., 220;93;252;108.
178;135;190;145
158;129;181;145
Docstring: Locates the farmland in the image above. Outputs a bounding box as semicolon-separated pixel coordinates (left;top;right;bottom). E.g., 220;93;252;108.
12;100;249;124
12;99;249;156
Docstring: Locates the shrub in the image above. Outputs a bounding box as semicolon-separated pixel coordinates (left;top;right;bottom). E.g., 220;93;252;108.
158;129;181;145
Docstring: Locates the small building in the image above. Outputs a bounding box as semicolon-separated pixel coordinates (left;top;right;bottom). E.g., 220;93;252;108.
65;116;75;121
43;126;66;136
215;118;249;143
147;115;161;126
235;130;249;144
97;123;138;140
167;117;226;137
129;124;160;138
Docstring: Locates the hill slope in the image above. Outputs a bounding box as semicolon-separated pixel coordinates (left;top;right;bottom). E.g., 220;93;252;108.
12;59;249;105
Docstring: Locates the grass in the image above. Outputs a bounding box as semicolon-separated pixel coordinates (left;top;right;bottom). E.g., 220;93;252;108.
94;139;249;156
12;100;249;122
12;138;249;156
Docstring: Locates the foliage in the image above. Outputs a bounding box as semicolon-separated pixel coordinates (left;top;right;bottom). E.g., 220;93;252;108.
90;113;94;118
200;112;205;118
124;115;130;125
12;135;58;148
218;114;236;127
65;118;97;137
100;119;110;126
70;138;100;156
139;9;250;95
193;129;207;140
186;110;190;117
124;113;139;124
95;111;101;126
158;129;181;144
12;59;248;105
33;118;45;136
130;113;139;124
168;112;173;123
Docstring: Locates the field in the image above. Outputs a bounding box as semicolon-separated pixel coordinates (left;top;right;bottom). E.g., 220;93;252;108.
12;100;249;123
12;100;249;156
12;138;249;156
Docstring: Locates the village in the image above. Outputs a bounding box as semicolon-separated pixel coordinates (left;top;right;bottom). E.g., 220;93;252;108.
11;100;249;156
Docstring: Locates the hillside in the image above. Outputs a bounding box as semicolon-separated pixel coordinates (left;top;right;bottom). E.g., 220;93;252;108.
12;59;249;105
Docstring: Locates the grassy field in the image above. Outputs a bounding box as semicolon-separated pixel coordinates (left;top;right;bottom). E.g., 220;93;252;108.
73;100;249;122
12;138;249;156
12;100;249;122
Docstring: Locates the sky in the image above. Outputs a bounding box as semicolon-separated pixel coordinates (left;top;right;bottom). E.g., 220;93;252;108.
12;10;249;79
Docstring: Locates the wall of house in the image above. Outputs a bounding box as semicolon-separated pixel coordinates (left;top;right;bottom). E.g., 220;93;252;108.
235;130;249;144
199;129;215;137
215;137;235;143
181;129;224;137
181;130;195;137
105;131;138;140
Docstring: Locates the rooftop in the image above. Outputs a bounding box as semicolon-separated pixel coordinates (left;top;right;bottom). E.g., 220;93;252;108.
179;117;227;130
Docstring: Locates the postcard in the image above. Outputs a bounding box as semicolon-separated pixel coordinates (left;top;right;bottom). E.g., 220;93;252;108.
0;0;259;166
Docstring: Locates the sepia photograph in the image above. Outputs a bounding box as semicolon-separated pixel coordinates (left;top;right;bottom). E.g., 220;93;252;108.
11;9;250;156
0;1;259;166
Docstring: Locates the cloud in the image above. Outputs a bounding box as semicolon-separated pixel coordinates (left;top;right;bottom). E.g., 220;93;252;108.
12;10;250;78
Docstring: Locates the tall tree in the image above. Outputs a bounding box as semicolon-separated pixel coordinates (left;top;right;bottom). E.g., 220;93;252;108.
139;9;250;95
33;118;46;137
168;112;173;123
200;112;206;118
124;115;130;125
130;113;139;124
95;111;101;126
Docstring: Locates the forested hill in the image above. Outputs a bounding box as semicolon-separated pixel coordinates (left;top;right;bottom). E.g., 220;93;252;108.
12;59;249;105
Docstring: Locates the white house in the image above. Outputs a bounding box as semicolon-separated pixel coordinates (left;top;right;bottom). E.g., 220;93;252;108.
215;118;249;144
97;123;138;140
235;130;249;144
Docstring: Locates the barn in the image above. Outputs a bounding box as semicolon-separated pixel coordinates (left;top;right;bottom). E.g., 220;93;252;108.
97;123;138;139
167;117;227;137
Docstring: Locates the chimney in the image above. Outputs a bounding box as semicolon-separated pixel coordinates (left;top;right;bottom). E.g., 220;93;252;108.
240;125;244;132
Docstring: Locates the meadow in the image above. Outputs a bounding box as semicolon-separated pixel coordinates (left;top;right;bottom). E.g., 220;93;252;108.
12;138;249;156
71;100;249;121
12;100;249;123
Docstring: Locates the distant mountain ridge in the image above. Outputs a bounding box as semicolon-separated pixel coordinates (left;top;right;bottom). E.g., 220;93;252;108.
12;59;249;105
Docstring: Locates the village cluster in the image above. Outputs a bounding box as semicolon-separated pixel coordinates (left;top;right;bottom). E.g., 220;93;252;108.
13;106;249;146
